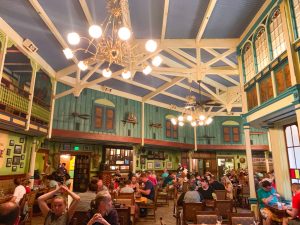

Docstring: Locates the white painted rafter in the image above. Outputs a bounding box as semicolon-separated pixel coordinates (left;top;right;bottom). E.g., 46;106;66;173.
161;0;169;40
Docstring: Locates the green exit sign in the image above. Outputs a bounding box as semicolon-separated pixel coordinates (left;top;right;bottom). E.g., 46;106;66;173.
74;146;79;151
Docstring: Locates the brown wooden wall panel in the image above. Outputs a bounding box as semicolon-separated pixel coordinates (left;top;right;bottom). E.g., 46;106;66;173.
247;86;258;110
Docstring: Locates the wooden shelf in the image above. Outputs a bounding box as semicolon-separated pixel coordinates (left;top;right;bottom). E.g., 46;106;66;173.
121;119;137;126
149;123;162;128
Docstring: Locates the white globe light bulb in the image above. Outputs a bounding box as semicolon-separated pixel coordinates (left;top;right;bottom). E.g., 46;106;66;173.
198;121;204;126
199;115;206;121
102;68;112;78
122;70;131;79
206;117;213;125
191;121;197;127
78;61;88;71
171;118;177;125
67;32;80;45
152;56;162;67
63;48;74;59
118;27;131;41
142;65;152;75
145;40;157;52
187;115;193;121
89;25;102;39
178;115;184;122
178;121;184;127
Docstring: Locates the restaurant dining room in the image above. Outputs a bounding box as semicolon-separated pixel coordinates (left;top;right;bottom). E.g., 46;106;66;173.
1;0;300;224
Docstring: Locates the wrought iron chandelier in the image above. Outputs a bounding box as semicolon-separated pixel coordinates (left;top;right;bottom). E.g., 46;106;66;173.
63;0;161;79
171;81;213;127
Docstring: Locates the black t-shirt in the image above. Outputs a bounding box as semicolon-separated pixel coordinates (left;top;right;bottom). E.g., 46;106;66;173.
211;181;225;190
143;180;155;200
198;186;215;200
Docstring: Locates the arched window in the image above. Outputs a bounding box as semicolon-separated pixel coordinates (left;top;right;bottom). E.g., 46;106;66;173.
93;99;115;131
269;9;286;59
222;121;240;144
292;0;300;38
242;42;255;82
254;27;269;72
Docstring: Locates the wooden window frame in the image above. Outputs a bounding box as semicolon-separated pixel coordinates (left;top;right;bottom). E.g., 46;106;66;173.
222;126;241;144
165;119;178;140
93;104;115;132
274;62;292;95
259;75;274;103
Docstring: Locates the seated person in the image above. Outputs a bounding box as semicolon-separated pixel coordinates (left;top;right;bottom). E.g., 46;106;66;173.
0;201;20;225
162;172;176;188
130;175;140;192
76;180;98;211
208;175;225;190
137;172;154;202
120;180;134;193
86;191;118;225
97;178;108;193
38;185;80;225
283;183;300;225
257;180;281;225
11;178;26;205
177;183;202;206
147;171;158;185
198;178;215;200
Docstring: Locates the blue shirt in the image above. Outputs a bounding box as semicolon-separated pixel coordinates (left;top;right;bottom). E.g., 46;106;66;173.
257;187;278;209
143;180;155;200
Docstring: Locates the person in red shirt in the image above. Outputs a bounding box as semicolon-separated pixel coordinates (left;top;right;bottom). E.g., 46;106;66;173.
283;183;300;225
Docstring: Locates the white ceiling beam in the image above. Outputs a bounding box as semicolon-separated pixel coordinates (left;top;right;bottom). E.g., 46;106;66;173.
196;0;218;41
170;48;197;63
135;39;239;48
161;0;169;40
28;0;79;65
81;62;103;83
205;48;236;66
200;82;226;104
142;77;185;101
205;48;237;69
202;77;227;91
0;19;56;78
165;48;196;67
79;0;93;25
218;75;240;86
206;67;239;75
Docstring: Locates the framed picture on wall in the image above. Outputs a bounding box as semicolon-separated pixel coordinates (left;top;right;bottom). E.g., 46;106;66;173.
20;138;24;143
14;145;22;154
147;162;153;169
6;149;11;156
6;158;12;167
12;166;17;172
12;156;21;165
166;162;173;169
154;161;161;169
9;140;14;146
21;155;25;160
20;162;24;168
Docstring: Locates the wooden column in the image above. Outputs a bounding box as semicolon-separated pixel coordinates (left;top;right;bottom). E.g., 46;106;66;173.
264;151;270;173
132;145;137;173
29;138;38;188
26;60;39;131
194;126;197;151
244;125;256;198
48;79;57;138
0;33;8;83
141;102;145;146
269;127;292;200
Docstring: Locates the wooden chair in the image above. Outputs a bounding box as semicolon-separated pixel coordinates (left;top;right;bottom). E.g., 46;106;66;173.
117;192;135;205
157;184;169;206
214;200;233;224
115;207;131;225
231;212;254;225
241;185;250;208
19;191;37;225
138;185;158;221
182;202;205;225
196;211;218;224
115;198;132;206
69;211;89;225
182;182;189;193
215;190;226;200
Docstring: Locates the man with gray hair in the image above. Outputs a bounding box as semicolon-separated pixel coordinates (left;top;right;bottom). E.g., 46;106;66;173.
86;191;118;225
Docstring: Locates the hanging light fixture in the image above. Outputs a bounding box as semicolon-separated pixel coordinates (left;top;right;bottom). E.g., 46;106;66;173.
63;0;162;78
171;80;214;127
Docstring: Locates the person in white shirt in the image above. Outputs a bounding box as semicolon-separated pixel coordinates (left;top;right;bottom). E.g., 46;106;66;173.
10;178;26;205
120;180;134;193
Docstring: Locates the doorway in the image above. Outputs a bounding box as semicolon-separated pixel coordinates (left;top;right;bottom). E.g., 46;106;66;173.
217;157;234;180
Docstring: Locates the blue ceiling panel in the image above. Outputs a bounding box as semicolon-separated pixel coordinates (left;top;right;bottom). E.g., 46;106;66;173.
160;51;192;68
152;94;186;108
128;0;164;39
229;75;240;82
201;49;215;63
181;49;196;59
133;72;166;89
100;78;151;97
206;74;236;87
86;0;107;25
211;61;229;67
211;107;224;112
214;49;229;54
0;0;72;70
165;85;193;99
203;0;265;38
87;73;101;82
232;107;242;112
166;0;210;39
227;52;238;64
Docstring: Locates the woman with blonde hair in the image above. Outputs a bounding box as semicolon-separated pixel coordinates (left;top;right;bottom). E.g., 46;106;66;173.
221;176;233;200
38;185;80;225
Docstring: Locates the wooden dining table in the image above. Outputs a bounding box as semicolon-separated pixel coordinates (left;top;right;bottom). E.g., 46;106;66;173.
135;196;147;204
265;204;289;218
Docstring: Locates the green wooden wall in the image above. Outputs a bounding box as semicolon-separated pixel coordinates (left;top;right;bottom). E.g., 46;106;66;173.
53;82;268;145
